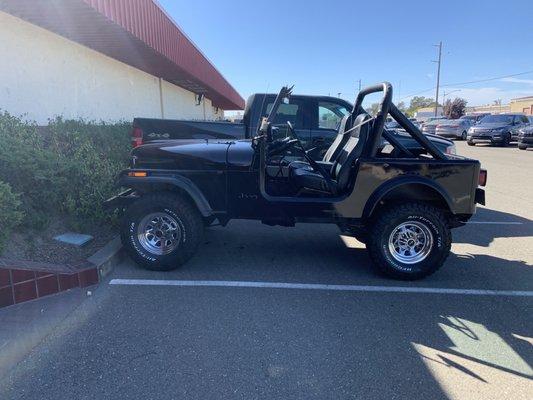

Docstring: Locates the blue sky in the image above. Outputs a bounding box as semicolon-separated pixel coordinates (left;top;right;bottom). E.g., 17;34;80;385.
159;0;533;109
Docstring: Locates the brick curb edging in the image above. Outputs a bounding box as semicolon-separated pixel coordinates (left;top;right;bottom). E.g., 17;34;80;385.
0;236;123;309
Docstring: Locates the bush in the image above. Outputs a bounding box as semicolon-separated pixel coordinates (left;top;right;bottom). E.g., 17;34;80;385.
0;181;23;252
0;111;131;230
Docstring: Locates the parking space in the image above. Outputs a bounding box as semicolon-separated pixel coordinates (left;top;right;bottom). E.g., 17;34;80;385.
1;142;532;400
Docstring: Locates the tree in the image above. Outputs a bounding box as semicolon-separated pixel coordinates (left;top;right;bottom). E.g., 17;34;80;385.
397;101;407;113
406;96;437;117
443;97;467;119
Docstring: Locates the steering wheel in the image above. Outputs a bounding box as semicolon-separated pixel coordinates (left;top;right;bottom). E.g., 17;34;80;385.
267;121;302;156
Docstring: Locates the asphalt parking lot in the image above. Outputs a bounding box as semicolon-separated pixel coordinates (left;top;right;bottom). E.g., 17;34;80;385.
1;142;532;400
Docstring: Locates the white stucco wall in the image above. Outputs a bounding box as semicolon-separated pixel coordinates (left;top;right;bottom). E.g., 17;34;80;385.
0;11;223;124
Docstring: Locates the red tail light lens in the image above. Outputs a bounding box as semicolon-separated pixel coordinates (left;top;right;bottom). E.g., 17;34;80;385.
478;169;487;187
131;127;143;148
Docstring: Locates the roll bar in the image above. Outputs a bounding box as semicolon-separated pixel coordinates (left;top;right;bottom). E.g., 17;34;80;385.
388;104;446;160
352;82;393;157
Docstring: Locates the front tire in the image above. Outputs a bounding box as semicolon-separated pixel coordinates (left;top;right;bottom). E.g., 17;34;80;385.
367;203;451;280
499;133;510;147
467;141;475;146
121;192;203;271
460;131;467;140
518;144;527;150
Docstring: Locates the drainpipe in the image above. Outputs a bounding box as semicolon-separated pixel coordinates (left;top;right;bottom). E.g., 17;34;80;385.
158;77;165;118
202;96;206;120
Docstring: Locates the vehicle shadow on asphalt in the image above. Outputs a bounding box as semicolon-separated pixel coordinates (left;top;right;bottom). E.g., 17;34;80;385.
410;303;533;394
454;207;532;247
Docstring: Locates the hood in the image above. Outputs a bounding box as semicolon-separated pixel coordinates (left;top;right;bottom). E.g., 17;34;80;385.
473;123;511;129
132;139;230;170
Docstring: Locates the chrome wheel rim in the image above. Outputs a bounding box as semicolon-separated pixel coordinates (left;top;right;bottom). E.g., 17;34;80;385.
388;221;433;264
137;212;181;255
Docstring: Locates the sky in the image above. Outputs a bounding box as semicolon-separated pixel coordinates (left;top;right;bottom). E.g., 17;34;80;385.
159;0;533;110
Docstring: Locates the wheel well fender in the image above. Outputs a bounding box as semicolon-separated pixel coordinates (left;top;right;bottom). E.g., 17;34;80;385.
363;177;453;219
120;175;213;217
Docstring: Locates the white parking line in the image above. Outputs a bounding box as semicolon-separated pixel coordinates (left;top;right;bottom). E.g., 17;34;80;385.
109;279;533;297
466;221;523;225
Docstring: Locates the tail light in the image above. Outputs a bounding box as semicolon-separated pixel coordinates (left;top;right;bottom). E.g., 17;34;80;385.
131;126;143;148
478;169;487;186
445;144;456;155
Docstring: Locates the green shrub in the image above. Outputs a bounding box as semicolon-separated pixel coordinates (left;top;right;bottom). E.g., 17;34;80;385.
0;111;131;230
0;181;23;253
46;118;131;226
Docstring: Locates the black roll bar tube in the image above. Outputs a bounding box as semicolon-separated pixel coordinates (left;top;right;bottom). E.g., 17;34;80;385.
388;103;446;160
352;82;393;157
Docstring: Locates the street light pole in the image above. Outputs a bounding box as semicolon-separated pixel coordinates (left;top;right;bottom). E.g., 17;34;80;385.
433;41;442;117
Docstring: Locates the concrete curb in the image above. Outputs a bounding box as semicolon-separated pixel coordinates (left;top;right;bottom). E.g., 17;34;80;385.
0;236;123;309
87;236;124;279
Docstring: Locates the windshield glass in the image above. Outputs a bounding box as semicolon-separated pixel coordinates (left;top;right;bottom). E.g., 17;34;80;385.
479;115;514;124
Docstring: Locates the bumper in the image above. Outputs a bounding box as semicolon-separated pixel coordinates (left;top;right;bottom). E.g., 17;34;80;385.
518;136;533;147
103;189;139;210
468;135;504;144
436;130;461;138
475;188;485;206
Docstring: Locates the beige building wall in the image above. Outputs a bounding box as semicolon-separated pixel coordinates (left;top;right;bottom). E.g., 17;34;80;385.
466;104;511;114
510;97;533;115
0;11;223;124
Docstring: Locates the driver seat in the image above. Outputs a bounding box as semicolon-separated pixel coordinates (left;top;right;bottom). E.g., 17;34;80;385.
290;113;372;195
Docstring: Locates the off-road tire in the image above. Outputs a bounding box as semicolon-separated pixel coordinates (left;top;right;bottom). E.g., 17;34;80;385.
467;141;475;146
367;202;451;280
121;192;203;271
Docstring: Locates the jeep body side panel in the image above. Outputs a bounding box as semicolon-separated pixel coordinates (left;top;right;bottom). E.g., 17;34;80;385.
131;140;229;212
135;118;246;143
335;159;480;218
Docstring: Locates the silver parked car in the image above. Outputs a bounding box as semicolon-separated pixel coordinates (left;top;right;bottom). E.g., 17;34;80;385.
421;118;448;135
435;119;474;140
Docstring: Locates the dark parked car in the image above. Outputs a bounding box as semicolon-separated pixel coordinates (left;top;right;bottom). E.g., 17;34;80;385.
512;115;533;148
133;93;456;160
517;123;533;150
467;114;530;146
106;83;486;281
435;119;473;140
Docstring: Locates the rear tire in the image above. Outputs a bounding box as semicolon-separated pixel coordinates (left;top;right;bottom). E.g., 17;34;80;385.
367;203;451;280
518;144;527;150
467;141;475;146
121;192;203;271
460;131;467;140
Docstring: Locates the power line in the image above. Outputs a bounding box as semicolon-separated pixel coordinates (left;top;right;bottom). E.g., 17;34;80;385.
399;69;533;101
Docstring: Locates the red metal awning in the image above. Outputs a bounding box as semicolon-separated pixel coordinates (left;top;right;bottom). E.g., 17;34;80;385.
0;0;244;110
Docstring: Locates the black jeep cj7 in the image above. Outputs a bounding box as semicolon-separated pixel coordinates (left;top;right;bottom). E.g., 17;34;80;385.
106;83;486;280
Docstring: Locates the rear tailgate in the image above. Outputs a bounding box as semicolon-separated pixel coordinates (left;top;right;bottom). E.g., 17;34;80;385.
133;118;246;145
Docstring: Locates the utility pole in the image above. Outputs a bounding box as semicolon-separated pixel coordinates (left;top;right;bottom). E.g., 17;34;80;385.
433;41;442;117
